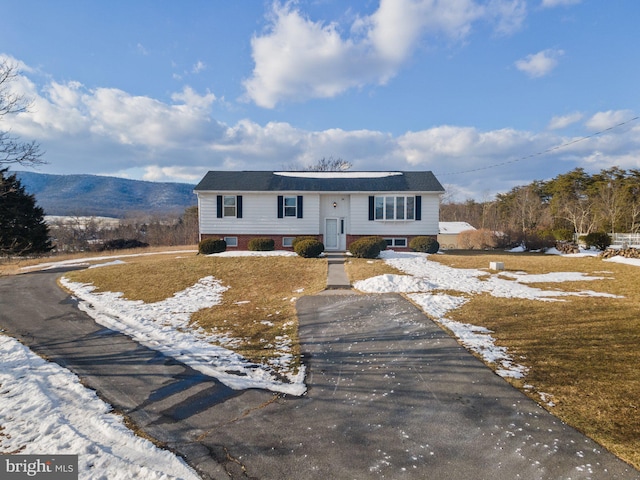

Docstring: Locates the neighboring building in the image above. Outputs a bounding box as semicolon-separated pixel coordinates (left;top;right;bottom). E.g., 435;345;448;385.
193;171;445;251
438;221;476;249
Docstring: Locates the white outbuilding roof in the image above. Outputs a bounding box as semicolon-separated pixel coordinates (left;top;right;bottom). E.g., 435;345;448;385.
439;222;476;234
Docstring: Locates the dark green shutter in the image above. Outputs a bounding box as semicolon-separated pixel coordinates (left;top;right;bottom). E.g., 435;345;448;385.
277;196;284;218
297;196;303;218
216;195;223;218
237;195;243;218
415;195;422;221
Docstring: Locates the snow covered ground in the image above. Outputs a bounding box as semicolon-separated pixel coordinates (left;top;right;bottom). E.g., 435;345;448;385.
2;248;635;478
0;335;201;480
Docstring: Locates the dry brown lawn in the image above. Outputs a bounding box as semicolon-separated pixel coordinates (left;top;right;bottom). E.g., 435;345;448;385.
63;253;327;372
348;250;640;470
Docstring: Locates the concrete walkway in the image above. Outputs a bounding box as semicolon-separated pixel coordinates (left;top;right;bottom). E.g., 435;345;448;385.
324;251;351;291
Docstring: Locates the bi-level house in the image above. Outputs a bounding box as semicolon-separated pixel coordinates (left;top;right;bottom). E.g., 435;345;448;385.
193;171;444;251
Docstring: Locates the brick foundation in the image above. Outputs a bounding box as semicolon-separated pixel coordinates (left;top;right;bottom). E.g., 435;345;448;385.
201;233;437;251
346;234;437;251
200;233;320;250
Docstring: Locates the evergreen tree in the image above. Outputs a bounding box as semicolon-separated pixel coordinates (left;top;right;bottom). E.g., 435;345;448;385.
0;168;52;256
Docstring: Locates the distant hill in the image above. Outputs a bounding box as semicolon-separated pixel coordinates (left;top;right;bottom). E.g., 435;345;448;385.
15;171;197;218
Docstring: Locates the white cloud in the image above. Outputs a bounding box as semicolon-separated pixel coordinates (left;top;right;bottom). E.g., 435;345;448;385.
398;125;540;169
81;87;218;148
46;81;83;109
515;48;564;78
244;0;528;108
0;53;34;74
243;4;370;108
547;112;583;130
585;110;635;131
141;165;205;182
486;0;527;35
541;0;581;7
136;43;149;55
192;60;206;74
364;0;485;61
171;86;216;109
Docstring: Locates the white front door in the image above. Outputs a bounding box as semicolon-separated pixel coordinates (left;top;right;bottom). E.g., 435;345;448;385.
324;218;339;250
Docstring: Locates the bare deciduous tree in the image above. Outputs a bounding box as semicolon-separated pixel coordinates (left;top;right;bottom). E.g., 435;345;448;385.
0;60;44;168
285;156;352;172
305;156;352;171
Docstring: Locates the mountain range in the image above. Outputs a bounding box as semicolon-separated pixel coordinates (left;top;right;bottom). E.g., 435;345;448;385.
15;171;197;218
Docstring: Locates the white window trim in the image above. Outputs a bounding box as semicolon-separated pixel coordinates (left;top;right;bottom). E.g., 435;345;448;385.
282;237;295;247
384;237;408;247
224;236;238;247
223;195;237;218
283;196;298;217
374;196;415;221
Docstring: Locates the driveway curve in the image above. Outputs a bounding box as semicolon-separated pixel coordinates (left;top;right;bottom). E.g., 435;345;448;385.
0;269;638;479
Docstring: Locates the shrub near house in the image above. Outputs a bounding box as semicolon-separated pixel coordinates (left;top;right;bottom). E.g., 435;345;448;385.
198;238;226;254
248;238;275;251
409;236;440;253
294;239;325;258
349;236;385;258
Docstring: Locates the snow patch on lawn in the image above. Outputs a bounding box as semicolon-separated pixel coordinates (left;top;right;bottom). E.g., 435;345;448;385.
60;275;306;396
604;255;640;267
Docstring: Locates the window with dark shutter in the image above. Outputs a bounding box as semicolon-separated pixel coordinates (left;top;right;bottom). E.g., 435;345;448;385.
218;195;242;218
279;195;300;217
371;195;419;221
223;195;237;217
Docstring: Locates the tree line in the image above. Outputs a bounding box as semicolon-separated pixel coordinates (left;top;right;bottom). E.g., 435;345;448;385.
441;167;640;249
48;206;199;253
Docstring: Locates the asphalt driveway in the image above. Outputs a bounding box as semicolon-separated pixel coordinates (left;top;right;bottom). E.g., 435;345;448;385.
0;269;637;479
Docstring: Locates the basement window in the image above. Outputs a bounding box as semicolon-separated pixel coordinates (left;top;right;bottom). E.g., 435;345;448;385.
282;237;295;247
384;238;407;247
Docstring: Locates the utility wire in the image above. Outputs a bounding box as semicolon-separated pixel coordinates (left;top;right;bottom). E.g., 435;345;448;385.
436;116;639;177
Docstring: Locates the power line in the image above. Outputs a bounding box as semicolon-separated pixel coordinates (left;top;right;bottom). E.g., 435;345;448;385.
435;116;639;177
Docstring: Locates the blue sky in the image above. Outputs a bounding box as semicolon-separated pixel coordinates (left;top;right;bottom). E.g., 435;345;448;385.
2;0;639;200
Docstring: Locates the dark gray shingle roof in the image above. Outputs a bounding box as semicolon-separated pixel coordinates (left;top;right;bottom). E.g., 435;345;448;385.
194;171;444;193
